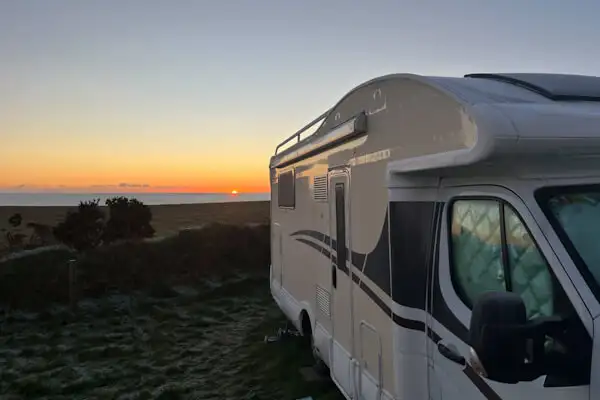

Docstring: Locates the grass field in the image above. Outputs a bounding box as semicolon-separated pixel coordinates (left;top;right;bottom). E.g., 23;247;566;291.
0;273;343;400
0;203;344;399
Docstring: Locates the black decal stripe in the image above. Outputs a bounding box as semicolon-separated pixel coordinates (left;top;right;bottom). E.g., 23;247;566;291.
352;252;366;270
295;238;332;259
392;313;428;334
354;269;436;340
427;325;442;344
361;214;390;295
390;202;435;310
358;276;391;317
291;230;367;269
292;230;328;244
297;235;425;333
291;230;334;248
464;365;503;400
294;234;431;334
430;202;469;343
293;229;454;345
295;237;347;274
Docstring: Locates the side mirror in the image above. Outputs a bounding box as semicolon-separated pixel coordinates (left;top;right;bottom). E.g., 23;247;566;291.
468;291;528;383
469;291;588;386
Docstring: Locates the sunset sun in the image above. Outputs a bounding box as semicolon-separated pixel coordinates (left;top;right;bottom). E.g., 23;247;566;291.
231;190;238;195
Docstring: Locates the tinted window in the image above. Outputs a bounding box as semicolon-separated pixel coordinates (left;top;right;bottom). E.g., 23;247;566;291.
450;199;554;319
278;170;295;208
450;198;592;386
504;206;554;318
450;200;506;307
535;185;600;303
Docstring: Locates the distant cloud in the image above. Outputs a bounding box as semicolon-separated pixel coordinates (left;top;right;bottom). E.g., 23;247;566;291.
153;185;184;190
87;183;151;190
0;183;188;193
118;183;150;188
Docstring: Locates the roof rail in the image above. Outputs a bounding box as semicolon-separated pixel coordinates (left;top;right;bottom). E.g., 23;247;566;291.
275;109;331;155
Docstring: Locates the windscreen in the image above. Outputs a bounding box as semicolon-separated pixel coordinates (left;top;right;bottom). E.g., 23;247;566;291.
536;185;600;298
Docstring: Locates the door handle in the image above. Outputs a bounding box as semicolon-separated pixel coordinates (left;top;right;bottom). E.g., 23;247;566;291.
332;265;337;288
437;341;465;366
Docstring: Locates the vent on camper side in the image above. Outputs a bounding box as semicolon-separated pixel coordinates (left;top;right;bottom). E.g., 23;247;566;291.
316;285;331;319
313;175;328;202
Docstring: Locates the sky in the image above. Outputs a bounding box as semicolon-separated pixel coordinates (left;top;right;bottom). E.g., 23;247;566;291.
1;0;600;193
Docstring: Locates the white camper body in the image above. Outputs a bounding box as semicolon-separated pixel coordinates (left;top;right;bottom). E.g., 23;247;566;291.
269;73;600;400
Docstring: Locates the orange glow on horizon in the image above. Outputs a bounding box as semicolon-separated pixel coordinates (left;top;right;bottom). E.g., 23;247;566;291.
0;170;271;194
0;175;270;193
0;115;280;194
0;184;269;194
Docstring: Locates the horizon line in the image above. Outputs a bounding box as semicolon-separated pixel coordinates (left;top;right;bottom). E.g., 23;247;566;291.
0;191;271;195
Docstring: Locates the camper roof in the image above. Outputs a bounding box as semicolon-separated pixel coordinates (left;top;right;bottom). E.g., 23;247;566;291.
271;73;600;172
465;73;600;101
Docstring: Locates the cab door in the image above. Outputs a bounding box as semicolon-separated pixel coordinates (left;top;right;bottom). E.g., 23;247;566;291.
429;184;592;399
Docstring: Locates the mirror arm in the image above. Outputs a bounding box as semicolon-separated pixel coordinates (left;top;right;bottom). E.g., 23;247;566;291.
519;363;546;382
520;316;566;336
515;316;569;380
485;316;568;381
468;292;574;384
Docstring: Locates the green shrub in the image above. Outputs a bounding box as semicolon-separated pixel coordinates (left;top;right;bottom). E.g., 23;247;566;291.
53;199;105;252
102;197;155;244
52;196;155;251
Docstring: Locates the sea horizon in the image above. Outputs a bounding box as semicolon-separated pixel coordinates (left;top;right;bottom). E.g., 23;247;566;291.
0;192;271;207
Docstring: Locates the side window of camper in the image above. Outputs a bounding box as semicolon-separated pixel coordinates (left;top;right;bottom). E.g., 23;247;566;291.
450;199;556;319
450;200;506;304
278;170;295;208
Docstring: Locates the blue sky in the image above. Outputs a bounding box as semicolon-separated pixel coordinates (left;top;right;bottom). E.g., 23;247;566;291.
1;0;599;192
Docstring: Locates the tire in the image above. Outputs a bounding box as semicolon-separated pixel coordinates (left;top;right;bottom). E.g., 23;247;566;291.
301;311;329;375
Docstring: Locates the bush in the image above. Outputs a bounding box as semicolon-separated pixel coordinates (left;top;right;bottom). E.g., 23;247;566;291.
8;213;22;228
102;196;155;244
3;213;25;253
0;223;270;310
51;196;155;251
53;199;105;252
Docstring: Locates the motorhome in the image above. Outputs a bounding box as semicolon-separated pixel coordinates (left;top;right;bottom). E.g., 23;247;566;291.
268;72;600;400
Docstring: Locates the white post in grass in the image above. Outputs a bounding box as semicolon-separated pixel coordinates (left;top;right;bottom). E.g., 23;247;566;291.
68;258;77;311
